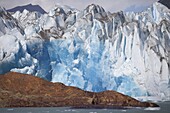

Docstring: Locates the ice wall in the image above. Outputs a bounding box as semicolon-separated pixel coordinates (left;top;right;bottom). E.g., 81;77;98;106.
0;2;169;100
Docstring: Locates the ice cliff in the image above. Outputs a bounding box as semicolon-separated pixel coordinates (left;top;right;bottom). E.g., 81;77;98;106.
0;2;170;101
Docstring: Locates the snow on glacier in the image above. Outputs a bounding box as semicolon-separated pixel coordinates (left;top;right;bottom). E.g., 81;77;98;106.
0;2;170;101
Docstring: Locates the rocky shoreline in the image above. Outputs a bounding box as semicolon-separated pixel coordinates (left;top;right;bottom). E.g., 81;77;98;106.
0;72;159;108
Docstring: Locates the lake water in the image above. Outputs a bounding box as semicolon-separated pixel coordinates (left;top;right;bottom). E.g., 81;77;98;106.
0;101;170;113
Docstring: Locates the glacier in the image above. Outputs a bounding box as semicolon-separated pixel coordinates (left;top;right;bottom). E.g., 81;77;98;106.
0;2;170;101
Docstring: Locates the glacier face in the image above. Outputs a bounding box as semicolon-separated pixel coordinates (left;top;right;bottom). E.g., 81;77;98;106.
0;2;170;100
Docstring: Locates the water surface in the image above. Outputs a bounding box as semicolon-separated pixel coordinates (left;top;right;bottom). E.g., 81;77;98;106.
0;101;169;113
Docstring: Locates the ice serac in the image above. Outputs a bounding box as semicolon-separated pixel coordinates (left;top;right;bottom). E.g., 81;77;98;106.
0;2;170;101
0;7;35;74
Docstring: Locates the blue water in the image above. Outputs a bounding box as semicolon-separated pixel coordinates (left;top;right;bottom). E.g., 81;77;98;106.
0;101;169;113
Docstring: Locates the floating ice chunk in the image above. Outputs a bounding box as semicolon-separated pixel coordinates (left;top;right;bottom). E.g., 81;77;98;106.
144;107;160;111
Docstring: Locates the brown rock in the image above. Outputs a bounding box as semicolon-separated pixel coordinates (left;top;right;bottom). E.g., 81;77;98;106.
0;72;159;108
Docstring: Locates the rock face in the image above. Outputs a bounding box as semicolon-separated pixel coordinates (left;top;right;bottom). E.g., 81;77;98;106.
159;0;170;9
7;4;46;14
0;72;158;108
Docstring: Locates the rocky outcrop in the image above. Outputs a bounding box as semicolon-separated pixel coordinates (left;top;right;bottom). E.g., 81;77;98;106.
0;72;158;108
159;0;170;9
7;4;46;14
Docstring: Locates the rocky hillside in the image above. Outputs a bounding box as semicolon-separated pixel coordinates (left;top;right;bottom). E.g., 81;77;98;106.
0;72;158;108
